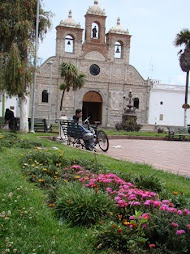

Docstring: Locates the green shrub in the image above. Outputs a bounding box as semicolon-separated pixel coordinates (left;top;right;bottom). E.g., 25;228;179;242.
144;210;190;253
16;138;42;148
93;220;147;254
132;174;164;192
159;190;190;209
0;132;18;147
55;182;116;226
115;119;142;132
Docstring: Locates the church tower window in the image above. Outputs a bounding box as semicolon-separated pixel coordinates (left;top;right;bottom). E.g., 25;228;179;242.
115;41;123;59
91;22;99;39
65;35;74;53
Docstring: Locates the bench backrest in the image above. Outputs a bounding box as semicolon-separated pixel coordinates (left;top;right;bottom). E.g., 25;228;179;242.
60;120;84;139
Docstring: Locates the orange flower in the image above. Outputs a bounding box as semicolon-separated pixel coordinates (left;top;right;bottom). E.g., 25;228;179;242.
118;215;123;220
112;224;117;229
124;221;131;226
173;191;178;195
39;179;44;182
26;172;30;175
49;203;55;208
117;228;122;234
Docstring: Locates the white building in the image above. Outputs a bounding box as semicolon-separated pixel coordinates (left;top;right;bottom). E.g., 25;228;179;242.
0;92;29;118
148;81;190;127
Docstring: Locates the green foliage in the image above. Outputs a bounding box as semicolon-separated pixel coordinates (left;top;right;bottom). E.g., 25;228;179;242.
93;220;147;253
159;190;190;209
0;131;42;148
132;174;164;192
174;29;190;73
115;119;142;132
59;62;86;110
145;210;190;253
56;182;116;226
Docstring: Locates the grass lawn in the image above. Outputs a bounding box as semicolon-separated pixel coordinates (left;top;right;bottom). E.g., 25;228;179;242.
0;132;189;253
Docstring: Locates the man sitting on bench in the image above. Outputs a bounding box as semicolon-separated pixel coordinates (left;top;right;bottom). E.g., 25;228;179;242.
73;109;94;150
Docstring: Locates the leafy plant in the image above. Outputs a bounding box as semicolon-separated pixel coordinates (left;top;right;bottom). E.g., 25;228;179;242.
132;174;164;192
55;182;116;226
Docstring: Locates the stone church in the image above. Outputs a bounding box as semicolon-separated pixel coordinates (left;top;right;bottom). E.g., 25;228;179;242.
33;0;151;127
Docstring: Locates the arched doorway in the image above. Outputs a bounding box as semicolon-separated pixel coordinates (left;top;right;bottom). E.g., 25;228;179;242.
82;91;102;124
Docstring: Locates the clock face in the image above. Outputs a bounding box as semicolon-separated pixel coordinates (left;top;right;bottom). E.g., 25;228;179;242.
89;64;100;76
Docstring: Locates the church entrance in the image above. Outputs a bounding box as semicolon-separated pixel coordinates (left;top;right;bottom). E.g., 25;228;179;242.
82;91;102;124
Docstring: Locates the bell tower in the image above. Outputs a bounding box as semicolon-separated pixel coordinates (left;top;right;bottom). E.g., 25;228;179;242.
82;0;108;58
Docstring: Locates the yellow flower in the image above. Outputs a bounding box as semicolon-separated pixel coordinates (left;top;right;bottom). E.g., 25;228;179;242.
31;164;35;167
0;135;3;139
42;168;47;171
39;179;44;182
39;164;43;166
74;175;81;179
124;221;131;226
64;180;68;183
55;171;58;175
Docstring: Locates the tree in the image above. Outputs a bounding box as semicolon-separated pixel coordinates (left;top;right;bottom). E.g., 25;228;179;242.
174;29;190;126
0;0;52;132
59;62;86;111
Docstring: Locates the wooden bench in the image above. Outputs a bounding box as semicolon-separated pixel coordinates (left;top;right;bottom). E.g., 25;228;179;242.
28;118;52;133
166;126;190;141
57;119;85;148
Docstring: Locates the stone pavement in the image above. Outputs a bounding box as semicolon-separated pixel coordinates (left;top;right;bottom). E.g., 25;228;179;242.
97;139;190;178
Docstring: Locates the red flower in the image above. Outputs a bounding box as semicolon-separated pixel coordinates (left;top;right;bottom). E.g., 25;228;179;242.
149;244;156;248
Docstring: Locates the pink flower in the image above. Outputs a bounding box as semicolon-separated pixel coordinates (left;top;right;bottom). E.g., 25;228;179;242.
186;224;190;229
176;229;185;235
172;222;179;228
149;244;156;248
133;201;141;206
140;213;150;220
184;209;190;215
129;216;136;220
177;210;183;215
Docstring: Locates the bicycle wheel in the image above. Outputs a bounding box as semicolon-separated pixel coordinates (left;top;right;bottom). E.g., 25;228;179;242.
97;130;109;152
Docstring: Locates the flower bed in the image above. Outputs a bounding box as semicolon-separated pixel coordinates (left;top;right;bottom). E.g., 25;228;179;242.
20;149;190;253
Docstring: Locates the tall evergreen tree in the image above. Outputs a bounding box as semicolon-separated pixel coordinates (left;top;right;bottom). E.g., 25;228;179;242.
59;62;86;111
174;29;190;126
0;0;52;132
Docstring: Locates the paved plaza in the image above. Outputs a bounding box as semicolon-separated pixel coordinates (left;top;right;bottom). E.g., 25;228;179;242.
97;139;190;178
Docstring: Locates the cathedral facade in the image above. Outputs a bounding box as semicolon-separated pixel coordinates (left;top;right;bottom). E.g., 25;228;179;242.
33;0;151;127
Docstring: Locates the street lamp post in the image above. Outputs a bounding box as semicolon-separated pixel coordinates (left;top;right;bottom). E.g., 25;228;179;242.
30;0;40;133
47;61;53;129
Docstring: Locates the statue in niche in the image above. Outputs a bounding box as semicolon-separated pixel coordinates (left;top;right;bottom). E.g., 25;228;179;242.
92;26;97;38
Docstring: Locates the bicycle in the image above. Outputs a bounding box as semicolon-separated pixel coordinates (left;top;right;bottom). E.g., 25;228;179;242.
84;117;109;152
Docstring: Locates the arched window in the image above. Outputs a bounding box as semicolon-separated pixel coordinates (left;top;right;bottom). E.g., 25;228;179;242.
42;90;48;103
65;35;74;53
115;41;123;59
133;98;139;109
91;22;99;39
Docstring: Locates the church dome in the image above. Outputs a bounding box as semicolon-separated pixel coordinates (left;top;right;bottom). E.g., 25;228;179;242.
60;10;81;28
86;0;106;16
109;18;129;35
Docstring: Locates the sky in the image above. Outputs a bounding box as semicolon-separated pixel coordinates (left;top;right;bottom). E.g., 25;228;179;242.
38;0;190;85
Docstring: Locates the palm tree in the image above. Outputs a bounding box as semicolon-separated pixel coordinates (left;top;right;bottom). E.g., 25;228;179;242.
174;29;190;126
59;62;86;110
